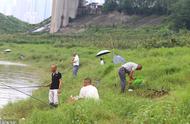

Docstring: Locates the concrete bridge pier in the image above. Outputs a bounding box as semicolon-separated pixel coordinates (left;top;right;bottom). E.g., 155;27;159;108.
50;0;79;33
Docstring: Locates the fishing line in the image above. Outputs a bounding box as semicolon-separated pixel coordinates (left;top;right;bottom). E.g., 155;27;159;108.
0;82;49;106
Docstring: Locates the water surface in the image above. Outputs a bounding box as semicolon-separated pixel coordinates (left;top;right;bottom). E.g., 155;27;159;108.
0;61;39;108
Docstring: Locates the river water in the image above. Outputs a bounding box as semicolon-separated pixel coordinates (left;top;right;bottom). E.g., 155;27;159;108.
0;61;39;108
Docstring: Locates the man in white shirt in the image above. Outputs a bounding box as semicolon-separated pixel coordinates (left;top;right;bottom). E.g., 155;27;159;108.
72;53;80;77
71;78;99;100
118;62;142;93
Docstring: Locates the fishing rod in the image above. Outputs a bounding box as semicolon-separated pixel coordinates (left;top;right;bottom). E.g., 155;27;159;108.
0;96;12;99
0;82;49;106
0;85;48;89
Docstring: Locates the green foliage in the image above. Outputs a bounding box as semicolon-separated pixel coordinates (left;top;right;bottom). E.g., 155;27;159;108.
0;26;189;123
103;0;176;15
0;26;189;49
103;0;118;12
171;0;190;30
103;0;190;30
0;13;32;34
0;43;190;123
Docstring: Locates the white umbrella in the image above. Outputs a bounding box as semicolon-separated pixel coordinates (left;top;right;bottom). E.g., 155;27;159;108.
96;50;111;57
4;49;11;52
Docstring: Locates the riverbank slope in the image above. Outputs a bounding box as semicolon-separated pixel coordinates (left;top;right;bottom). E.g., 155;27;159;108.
0;25;190;123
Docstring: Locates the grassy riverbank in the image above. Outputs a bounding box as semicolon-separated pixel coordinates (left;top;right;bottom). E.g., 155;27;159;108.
0;26;190;124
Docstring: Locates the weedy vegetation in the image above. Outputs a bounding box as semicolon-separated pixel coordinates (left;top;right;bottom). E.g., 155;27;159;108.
0;26;190;124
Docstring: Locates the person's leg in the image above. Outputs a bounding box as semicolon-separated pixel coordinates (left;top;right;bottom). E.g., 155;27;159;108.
49;90;54;105
118;68;126;93
53;89;58;107
73;66;79;76
75;66;79;76
73;66;76;76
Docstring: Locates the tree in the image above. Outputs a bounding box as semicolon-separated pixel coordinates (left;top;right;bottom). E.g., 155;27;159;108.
171;0;190;29
103;0;118;12
103;0;180;16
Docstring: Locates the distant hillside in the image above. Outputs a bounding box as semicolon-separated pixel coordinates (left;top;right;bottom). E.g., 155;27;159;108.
70;12;166;28
25;12;167;34
0;13;32;34
57;12;167;34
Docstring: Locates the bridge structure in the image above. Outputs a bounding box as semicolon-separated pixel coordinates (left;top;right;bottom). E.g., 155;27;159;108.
50;0;79;33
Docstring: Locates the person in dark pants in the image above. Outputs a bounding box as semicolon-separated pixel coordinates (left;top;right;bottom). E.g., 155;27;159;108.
118;62;142;93
72;53;80;77
48;64;62;107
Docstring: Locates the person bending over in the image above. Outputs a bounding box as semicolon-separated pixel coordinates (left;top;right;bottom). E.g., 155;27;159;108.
118;62;142;93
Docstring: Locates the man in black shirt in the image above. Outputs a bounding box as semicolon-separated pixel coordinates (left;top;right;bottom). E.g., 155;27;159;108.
48;64;62;107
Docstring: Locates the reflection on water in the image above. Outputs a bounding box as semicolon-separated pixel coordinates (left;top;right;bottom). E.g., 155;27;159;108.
0;61;39;108
0;61;27;67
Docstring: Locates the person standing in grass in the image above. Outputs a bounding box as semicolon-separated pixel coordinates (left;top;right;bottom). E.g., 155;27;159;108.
48;64;62;107
72;53;80;77
118;62;142;93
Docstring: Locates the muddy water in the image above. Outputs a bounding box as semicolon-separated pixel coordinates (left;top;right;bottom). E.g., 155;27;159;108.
0;61;39;108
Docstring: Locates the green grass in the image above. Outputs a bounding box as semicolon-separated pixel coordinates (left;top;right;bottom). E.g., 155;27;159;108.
0;26;190;124
0;25;189;49
0;43;190;124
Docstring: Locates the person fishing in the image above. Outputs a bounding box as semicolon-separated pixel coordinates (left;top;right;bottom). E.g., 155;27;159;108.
72;53;80;77
100;58;105;65
48;64;62;107
118;62;142;93
70;78;99;101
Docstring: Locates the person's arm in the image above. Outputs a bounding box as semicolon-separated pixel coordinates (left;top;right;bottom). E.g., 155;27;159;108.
94;88;99;100
72;56;79;64
72;57;74;63
58;73;62;95
70;88;83;101
58;79;62;95
129;70;135;84
128;64;138;84
46;82;52;87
